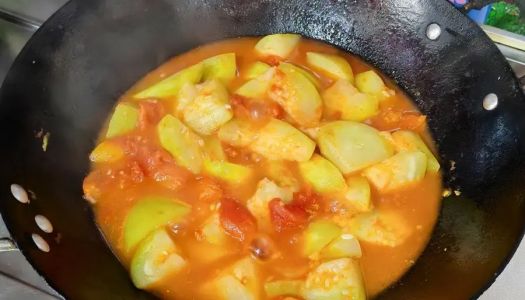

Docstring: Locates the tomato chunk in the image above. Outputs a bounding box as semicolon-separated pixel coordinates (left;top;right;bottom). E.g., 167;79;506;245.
138;101;166;130
370;109;426;132
268;198;309;232
219;198;257;242
292;189;322;215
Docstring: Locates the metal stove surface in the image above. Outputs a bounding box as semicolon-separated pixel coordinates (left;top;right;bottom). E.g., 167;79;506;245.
0;1;524;299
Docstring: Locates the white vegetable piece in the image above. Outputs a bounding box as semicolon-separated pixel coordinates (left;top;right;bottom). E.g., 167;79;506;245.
391;130;440;173
182;80;233;135
347;211;411;247
269;63;322;127
247;178;293;229
130;229;187;289
201;257;260;300
322;79;378;122
342;176;373;213
250;118;316;162
318;121;394;174
321;233;362;259
363;151;427;192
255;34;301;58
303;258;366;300
218;118;259;147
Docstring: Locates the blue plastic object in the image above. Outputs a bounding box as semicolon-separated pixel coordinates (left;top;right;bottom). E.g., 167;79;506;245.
448;0;492;24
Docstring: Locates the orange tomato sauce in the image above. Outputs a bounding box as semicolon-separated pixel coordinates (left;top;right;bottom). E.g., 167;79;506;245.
84;38;442;299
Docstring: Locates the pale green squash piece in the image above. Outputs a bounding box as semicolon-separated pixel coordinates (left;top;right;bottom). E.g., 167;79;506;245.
255;34;301;58
202;53;237;83
322;79;378;122
105;103;139;138
157;114;204;174
217;118;259;147
204;135;226;161
175;83;198;116
201;257;260;300
134;63;203;99
299;154;347;194
391;130;440;173
321;233;362;259
347;211;411;247
130;228;187;289
343;176;373;213
201;213;229;246
262;160;300;192
269;63;322;127
306;52;354;83
303;258;366;300
245;61;271;80
318;121;394;174
355;70;385;95
235;67;275;99
265;280;304;298
124;196;191;252
182;80;233;135
363;151;427;192
250;118;315;162
203;159;253;185
279;62;321;88
303;220;342;256
247;178;293;229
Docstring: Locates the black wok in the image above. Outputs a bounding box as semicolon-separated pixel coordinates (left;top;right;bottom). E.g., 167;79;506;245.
1;0;525;299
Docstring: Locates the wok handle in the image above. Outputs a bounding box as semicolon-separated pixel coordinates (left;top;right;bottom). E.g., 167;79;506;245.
0;238;17;252
0;7;42;31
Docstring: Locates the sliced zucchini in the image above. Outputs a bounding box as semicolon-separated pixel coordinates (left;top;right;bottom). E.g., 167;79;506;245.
262;160;300;192
321;233;362;259
299;154;347;194
318;121;394;174
182;80;233;135
202;53;237;83
363;151;427;192
250;118;315;162
130;228;187;289
247;178;294;229
235;67;275;99
279;62;321;88
306;52;354;82
124;196;191;252
204;136;226;161
217;118;259;147
355;70;385;95
347;211;410;247
90;141;124;163
245;61;271;80
201;257;259;300
269;63;322;127
255;34;301;58
322;79;378;122
265;280;304;298
303;220;342;256
303;258;366;300
105;103;139;138
175;83;199;116
157;114;204;174
201;213;230;246
134;63;203;99
391;130;440;173
203;159;253;185
343;176;373;213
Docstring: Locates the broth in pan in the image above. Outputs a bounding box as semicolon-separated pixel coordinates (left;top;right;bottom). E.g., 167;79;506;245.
83;35;442;299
